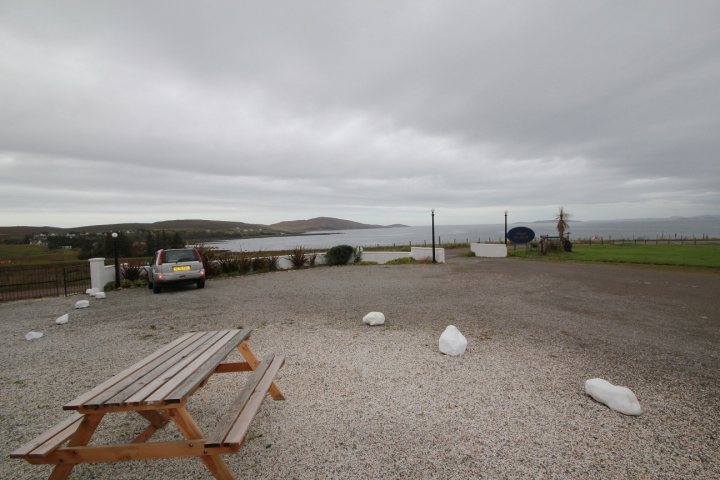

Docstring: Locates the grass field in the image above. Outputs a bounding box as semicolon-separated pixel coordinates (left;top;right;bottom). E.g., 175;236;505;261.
0;244;80;265
508;243;720;268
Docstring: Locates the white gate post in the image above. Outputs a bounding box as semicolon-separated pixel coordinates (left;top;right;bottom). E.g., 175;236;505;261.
89;258;106;291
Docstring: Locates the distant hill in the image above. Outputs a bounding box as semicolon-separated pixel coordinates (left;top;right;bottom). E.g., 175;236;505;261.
0;226;67;237
270;217;403;233
0;217;407;240
72;219;269;233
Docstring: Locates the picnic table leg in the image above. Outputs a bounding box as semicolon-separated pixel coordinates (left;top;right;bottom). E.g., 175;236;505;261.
48;413;104;480
169;407;235;480
133;410;170;443
237;341;285;400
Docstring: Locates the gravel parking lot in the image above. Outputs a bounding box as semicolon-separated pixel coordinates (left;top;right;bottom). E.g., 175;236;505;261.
1;255;719;479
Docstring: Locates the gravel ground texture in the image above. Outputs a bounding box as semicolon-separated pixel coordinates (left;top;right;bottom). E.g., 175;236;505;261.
1;253;719;479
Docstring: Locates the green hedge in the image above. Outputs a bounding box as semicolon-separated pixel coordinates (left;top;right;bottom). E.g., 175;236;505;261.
325;245;355;265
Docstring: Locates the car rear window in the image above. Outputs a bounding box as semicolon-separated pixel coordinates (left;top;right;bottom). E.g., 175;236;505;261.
163;249;197;263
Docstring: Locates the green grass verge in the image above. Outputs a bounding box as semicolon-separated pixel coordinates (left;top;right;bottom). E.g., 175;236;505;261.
0;244;57;256
508;244;720;268
0;244;80;265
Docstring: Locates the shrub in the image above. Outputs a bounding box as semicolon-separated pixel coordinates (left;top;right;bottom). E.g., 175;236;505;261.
355;261;378;266
251;255;268;271
266;255;279;271
238;254;252;273
196;244;221;277
288;247;307;268
121;263;145;281
325;245;355;265
307;253;317;267
386;256;415;265
218;254;240;274
103;276;147;290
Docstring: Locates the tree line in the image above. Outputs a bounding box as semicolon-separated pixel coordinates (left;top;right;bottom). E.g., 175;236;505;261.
45;230;185;259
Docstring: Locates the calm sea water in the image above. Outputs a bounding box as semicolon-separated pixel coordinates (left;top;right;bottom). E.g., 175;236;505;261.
208;217;720;252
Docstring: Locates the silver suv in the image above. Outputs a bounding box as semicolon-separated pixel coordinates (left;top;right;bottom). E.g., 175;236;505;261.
147;248;206;294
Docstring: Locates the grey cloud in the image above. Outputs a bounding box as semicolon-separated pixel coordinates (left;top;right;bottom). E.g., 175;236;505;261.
0;1;718;227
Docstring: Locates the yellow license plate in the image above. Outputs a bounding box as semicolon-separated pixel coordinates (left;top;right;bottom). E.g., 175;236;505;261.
173;265;191;272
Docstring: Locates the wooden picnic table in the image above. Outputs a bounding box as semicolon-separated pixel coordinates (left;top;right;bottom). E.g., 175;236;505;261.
10;329;285;480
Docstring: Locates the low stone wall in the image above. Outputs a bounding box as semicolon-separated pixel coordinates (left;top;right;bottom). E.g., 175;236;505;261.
89;247;447;288
276;253;328;270
411;247;445;263
89;258;116;290
470;243;507;258
360;251;412;264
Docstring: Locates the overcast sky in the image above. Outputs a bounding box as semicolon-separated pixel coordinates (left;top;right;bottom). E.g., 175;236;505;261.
1;1;718;227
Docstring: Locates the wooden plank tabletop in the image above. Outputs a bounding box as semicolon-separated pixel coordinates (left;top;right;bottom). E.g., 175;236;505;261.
64;329;251;411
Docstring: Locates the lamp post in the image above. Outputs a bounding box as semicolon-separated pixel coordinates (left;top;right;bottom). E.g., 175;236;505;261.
504;210;508;245
431;209;436;264
112;232;120;288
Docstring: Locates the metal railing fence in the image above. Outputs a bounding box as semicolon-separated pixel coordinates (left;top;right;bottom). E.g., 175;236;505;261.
0;263;90;303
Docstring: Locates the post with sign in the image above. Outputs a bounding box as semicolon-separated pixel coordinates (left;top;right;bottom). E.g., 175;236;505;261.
507;226;535;253
111;232;120;288
431;209;436;263
504;210;508;245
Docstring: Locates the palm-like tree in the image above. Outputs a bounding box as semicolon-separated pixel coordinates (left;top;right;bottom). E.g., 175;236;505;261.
556;207;570;240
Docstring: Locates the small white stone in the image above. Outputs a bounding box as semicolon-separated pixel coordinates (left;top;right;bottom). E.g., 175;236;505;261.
86;288;99;296
74;300;90;309
439;325;467;356
94;292;106;299
363;312;385;326
585;378;642;416
25;331;44;341
55;314;69;325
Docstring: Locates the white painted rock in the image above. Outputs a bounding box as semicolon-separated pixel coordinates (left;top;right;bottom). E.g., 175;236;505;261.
74;300;90;309
55;314;69;325
94;292;106;299
585;378;642;416
25;331;44;341
439;325;467;356
86;288;99;296
363;312;385;326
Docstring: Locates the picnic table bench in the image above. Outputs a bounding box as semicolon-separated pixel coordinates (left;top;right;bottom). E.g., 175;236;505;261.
10;329;285;480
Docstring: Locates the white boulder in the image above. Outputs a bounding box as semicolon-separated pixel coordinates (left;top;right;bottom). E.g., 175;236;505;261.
585;378;642;416
439;325;467;356
86;288;99;296
55;314;69;325
25;331;44;341
363;312;385;326
94;292;106;299
74;300;90;309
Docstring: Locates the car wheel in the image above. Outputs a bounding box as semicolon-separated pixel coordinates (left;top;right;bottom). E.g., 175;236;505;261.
153;284;162;294
197;279;205;289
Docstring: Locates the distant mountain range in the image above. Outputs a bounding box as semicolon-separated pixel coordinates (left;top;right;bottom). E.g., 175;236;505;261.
270;216;405;233
524;214;720;224
0;217;407;240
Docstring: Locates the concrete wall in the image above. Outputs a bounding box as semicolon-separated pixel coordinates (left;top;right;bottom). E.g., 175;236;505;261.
276;253;328;269
411;247;445;263
470;243;507;257
89;247;447;288
360;251;411;264
89;258;116;290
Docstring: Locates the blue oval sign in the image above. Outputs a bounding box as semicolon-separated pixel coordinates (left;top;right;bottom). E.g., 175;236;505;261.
507;226;535;244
